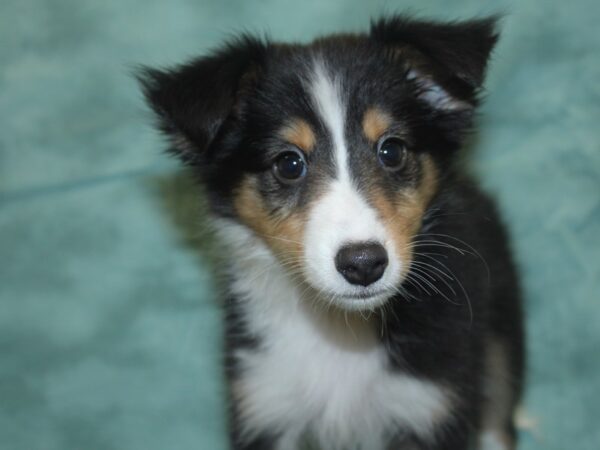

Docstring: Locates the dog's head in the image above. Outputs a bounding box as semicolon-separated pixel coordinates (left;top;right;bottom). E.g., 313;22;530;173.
139;16;498;311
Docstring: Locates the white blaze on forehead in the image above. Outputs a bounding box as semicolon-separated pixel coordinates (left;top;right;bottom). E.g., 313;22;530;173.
309;61;350;183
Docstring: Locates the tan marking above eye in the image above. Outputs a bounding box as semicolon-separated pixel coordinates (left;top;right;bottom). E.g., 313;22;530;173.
279;118;316;153
362;107;393;143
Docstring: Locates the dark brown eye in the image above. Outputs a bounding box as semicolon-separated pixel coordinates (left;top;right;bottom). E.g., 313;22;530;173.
273;150;307;183
377;138;408;171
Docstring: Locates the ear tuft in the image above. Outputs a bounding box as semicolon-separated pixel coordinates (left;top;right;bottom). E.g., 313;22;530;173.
405;68;472;112
371;15;500;89
136;35;268;165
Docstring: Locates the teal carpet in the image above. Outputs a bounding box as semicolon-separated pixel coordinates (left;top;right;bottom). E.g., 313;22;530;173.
1;1;599;449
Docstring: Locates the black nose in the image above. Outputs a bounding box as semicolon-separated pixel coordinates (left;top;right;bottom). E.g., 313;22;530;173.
335;242;388;286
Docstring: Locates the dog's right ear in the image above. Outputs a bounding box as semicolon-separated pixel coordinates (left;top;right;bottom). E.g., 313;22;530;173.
137;35;268;165
370;15;499;111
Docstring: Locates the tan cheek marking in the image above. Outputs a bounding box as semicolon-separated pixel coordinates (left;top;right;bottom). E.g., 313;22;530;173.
279;118;316;153
362;107;392;142
369;156;439;277
233;176;306;260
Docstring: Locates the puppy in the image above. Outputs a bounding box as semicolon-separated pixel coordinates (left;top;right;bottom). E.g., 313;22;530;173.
139;15;524;450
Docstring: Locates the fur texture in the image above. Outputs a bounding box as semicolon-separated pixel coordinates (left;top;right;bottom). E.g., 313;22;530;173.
139;15;524;450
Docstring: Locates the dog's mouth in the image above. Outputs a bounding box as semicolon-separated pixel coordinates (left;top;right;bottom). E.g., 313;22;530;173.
320;288;394;311
341;290;388;300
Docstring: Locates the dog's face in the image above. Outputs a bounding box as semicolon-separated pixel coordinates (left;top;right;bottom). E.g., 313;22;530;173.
140;16;497;311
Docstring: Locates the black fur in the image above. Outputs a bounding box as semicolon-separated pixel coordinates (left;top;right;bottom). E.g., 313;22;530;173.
384;180;525;446
139;14;524;450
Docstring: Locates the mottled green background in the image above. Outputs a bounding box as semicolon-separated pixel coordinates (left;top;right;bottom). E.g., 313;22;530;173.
1;0;599;449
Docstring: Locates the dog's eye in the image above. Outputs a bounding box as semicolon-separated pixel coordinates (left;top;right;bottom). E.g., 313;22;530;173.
377;138;408;171
273;150;307;183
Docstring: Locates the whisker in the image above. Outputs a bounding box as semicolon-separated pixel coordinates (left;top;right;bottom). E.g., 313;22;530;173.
414;233;491;283
411;259;454;281
410;261;457;297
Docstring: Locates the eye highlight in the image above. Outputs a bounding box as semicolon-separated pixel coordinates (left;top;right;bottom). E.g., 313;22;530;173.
377;137;408;171
273;150;307;184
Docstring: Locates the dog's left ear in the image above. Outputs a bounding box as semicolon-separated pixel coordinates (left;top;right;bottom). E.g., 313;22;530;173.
370;15;499;111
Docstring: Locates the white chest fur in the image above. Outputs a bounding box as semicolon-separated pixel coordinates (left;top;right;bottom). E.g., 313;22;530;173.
220;224;451;450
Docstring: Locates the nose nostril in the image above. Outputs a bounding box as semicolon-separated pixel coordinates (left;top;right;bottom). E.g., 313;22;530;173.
334;242;389;287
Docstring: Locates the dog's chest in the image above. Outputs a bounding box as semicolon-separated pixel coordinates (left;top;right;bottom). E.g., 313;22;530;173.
233;290;450;449
236;315;389;449
223;237;451;449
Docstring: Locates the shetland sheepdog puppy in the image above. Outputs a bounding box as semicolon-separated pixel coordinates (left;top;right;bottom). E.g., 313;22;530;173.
139;15;524;450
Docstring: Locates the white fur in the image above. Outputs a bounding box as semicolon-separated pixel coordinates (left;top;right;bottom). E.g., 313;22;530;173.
216;220;452;450
310;62;350;183
304;61;402;310
303;179;403;309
